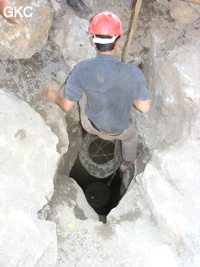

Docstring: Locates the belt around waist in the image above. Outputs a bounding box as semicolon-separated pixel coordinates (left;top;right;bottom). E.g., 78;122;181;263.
89;119;123;136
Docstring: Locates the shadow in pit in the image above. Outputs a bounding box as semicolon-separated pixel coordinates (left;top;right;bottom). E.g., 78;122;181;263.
69;154;126;223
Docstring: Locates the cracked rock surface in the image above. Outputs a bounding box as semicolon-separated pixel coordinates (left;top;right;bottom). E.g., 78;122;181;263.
0;0;199;266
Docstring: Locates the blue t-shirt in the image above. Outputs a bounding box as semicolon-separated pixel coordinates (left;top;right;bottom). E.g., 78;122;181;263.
65;54;152;134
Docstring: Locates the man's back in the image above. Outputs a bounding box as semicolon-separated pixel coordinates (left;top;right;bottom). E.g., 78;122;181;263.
65;54;150;134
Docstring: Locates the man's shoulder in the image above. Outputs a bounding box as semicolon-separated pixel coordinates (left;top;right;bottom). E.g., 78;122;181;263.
75;58;143;78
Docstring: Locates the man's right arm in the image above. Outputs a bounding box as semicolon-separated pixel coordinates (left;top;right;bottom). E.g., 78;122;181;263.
45;87;75;112
133;99;151;114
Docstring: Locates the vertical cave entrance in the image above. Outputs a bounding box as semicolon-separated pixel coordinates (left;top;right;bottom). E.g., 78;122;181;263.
59;114;147;223
69;132;123;222
59;111;148;223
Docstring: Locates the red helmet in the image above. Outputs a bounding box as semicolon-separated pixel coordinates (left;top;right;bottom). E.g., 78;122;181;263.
88;11;123;36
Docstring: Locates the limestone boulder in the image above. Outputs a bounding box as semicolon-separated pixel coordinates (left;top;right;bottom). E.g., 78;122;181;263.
138;128;200;266
0;0;53;60
169;0;200;24
0;91;59;266
135;25;200;152
134;10;200;266
53;9;96;68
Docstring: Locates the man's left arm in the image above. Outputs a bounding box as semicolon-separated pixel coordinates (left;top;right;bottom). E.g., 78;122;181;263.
133;68;152;113
133;98;151;114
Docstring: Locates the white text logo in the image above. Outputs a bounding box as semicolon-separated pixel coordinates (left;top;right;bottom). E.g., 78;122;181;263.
3;6;33;18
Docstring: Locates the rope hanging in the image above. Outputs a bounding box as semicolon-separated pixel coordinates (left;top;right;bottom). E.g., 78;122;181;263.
122;0;143;63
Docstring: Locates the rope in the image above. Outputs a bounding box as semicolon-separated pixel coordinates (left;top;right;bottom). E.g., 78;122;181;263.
122;0;143;63
89;139;114;162
107;139;119;186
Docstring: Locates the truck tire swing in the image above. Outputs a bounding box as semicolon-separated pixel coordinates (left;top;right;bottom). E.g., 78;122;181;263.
79;133;122;178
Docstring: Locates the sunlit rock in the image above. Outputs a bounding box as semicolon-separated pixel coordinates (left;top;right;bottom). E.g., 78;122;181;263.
138;133;200;266
135;27;200;152
53;9;96;68
169;0;200;24
135;14;200;266
0;91;59;266
0;0;53;60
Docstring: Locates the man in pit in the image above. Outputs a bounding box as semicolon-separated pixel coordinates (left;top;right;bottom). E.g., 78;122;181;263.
46;11;152;172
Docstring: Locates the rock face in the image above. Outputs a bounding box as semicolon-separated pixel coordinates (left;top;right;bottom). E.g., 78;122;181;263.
0;91;59;266
170;0;200;24
0;0;53;60
134;5;200;266
49;175;179;267
135;22;200;152
156;0;170;9
157;0;200;23
53;9;96;68
138;138;200;266
0;0;200;266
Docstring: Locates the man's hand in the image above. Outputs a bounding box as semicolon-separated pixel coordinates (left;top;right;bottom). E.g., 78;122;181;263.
133;99;151;114
45;87;60;103
0;0;20;24
44;87;75;112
